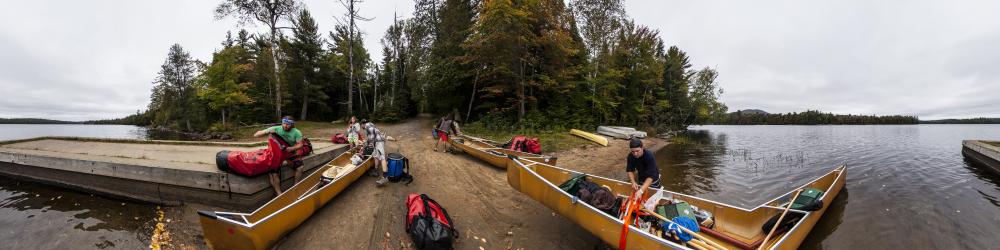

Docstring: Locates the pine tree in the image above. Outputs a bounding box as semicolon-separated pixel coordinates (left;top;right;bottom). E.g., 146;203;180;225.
215;0;299;119
284;9;328;121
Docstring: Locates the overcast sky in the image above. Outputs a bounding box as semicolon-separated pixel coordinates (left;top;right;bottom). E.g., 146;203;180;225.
1;0;997;121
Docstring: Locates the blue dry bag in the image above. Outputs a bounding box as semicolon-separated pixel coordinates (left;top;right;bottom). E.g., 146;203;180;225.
386;152;413;184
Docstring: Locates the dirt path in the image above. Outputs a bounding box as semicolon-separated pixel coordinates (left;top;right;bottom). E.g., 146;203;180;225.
164;117;664;249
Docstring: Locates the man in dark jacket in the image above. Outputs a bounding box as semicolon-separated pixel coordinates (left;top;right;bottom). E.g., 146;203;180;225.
626;138;661;195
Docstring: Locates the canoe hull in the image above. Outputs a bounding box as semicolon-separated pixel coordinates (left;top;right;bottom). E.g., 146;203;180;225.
198;149;373;250
449;134;557;169
597;126;647;139
507;158;846;250
570;129;609;146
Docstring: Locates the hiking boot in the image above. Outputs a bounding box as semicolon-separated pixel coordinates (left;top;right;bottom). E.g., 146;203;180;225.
376;177;388;186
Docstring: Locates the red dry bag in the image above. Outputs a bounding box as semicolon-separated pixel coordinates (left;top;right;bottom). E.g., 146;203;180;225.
406;193;457;249
215;134;291;177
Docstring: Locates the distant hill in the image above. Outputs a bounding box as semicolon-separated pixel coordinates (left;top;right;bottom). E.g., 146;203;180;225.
734;109;769;115
712;110;918;125
0;118;79;124
920;118;1000;124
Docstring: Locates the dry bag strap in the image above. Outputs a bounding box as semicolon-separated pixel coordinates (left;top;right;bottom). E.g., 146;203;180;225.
419;194;457;237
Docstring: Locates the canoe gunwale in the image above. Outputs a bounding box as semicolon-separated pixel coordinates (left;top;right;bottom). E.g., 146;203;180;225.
510;159;687;248
510;158;846;249
198;149;373;228
766;166;845;249
451;134;558;163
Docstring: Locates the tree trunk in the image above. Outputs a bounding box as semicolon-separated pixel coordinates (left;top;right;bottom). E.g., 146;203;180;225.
466;69;479;122
301;95;309;121
222;109;226;126
518;61;525;124
347;0;356;116
270;29;282;119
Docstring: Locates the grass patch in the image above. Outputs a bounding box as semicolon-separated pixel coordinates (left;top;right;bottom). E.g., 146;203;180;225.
231;121;341;141
462;122;592;153
987;141;1000;147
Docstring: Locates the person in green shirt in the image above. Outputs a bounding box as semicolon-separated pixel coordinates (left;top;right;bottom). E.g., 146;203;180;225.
253;116;306;195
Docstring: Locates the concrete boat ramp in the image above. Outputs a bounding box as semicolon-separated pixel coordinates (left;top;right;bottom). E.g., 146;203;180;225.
963;140;1000;175
0;137;346;210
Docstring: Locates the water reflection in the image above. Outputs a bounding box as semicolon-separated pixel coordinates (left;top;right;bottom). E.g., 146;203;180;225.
0;175;155;249
656;130;723;195
962;156;1000;207
800;188;849;250
656;125;1000;248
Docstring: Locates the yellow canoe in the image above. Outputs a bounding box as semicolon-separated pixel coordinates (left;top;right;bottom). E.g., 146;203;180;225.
570;129;609;146
197;148;373;250
449;134;557;168
506;157;846;250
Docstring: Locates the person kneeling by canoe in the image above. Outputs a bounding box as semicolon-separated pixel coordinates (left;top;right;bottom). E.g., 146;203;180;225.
253;116;307;194
626;138;661;195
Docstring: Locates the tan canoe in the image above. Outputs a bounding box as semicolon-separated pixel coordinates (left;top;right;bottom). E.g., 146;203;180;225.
197;148;374;250
506;157;846;250
448;134;557;168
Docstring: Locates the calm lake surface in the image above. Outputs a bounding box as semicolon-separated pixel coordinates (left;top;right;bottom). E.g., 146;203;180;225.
655;125;1000;249
0;124;163;249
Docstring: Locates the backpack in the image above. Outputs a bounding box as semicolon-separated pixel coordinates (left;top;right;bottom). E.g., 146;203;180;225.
386;153;413;184
331;133;348;144
505;135;528;152
524;137;541;154
406;194;458;249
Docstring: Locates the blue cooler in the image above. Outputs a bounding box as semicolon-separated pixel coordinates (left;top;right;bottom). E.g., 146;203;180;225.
432;129;439;139
386;153;410;183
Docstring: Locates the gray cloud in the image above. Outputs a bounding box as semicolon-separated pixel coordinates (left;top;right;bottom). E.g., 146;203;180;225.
627;0;1000;119
0;0;996;121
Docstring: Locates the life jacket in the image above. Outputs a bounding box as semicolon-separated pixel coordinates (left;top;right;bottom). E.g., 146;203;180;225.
406;194;457;249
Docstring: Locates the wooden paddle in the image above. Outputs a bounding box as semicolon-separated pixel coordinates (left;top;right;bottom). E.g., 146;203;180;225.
757;189;802;250
641;208;729;250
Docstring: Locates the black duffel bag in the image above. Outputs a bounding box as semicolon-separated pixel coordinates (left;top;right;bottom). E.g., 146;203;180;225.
406;194;458;249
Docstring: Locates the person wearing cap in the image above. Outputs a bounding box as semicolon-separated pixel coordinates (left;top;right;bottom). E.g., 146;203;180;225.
357;120;390;186
626;138;661;195
254;116;306;194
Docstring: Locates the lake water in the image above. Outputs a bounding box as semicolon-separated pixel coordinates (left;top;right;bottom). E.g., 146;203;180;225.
0;124;160;249
655;125;1000;249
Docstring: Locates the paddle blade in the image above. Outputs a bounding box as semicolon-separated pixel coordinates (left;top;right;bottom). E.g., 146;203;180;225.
618;193;636;249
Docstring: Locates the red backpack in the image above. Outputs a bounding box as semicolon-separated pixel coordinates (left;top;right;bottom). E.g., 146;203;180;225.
331;133;348;144
506;135;541;154
406;194;457;249
506;135;527;151
524;137;542;154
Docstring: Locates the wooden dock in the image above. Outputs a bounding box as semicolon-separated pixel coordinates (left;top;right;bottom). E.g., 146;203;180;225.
0;137;347;210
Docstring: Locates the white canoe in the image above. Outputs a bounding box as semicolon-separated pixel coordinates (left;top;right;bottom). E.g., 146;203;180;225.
597;126;647;139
